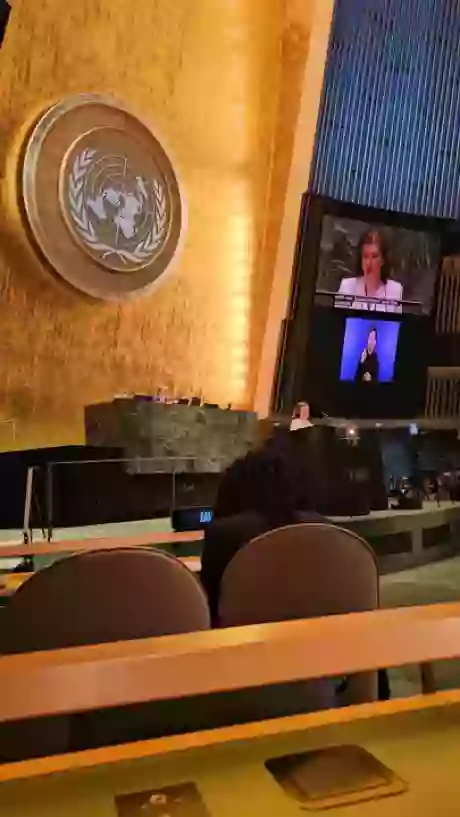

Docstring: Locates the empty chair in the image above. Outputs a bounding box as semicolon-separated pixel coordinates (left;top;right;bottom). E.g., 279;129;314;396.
0;547;210;654
219;523;379;706
0;548;210;760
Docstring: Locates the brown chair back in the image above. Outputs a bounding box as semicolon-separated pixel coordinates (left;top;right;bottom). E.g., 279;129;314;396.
0;548;210;654
219;523;379;703
0;548;210;761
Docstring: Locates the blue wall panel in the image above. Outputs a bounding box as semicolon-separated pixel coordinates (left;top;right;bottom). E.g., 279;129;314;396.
310;0;460;218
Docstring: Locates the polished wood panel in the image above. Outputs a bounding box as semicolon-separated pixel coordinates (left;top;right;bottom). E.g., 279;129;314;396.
0;530;203;559
1;603;460;724
0;690;458;785
0;572;34;598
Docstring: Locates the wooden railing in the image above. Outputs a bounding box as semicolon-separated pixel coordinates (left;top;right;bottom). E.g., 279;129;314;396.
1;603;460;724
0;530;203;559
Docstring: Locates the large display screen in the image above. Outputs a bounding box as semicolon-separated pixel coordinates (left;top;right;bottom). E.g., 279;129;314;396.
340;318;401;384
273;195;445;418
303;307;428;419
316;216;440;315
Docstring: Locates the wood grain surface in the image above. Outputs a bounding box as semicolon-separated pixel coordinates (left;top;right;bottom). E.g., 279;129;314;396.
1;603;460;724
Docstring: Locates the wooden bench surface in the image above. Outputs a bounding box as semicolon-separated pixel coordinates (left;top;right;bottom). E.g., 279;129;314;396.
0;530;204;559
1;602;460;723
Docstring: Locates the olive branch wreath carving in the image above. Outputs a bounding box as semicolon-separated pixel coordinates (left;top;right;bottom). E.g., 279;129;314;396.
67;148;167;265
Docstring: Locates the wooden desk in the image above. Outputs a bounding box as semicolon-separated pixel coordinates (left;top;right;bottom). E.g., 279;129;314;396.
0;530;204;560
1;602;460;724
3;500;460;572
2;606;460;816
2;694;460;814
0;572;34;598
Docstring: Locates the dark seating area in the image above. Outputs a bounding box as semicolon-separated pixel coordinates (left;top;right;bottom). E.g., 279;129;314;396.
0;518;379;761
1;428;460;764
0;446;222;531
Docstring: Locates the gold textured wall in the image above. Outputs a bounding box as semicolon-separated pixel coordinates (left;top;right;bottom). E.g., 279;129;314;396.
0;0;321;449
249;0;313;406
255;0;335;414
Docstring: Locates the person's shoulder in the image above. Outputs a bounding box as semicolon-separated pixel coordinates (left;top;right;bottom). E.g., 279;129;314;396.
290;418;313;431
386;279;403;298
338;276;357;294
205;511;267;542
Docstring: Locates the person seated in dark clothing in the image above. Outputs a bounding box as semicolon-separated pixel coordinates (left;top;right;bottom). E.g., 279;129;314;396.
355;327;379;383
201;437;326;625
201;440;338;716
201;433;391;702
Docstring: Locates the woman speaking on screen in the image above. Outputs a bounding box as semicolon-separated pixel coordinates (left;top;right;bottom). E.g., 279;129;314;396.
355;328;380;383
338;229;403;312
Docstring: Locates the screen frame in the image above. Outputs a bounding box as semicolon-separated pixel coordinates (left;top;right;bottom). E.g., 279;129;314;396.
273;193;452;415
304;307;428;420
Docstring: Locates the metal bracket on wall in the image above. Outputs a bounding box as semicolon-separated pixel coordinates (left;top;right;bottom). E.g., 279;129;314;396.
22;467;34;545
22;466;47;545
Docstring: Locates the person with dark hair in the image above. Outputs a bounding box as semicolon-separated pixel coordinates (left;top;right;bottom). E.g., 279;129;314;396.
290;401;313;431
355;327;380;383
338;229;403;312
201;440;325;625
202;435;391;702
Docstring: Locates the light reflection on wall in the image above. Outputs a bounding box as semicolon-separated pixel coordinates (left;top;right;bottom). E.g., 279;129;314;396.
225;191;253;404
161;0;279;411
219;5;253;406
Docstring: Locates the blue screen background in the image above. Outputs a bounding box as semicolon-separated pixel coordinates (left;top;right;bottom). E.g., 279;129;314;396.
340;318;401;383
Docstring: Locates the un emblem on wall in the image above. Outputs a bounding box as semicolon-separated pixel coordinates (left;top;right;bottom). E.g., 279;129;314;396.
65;147;167;271
21;95;184;299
